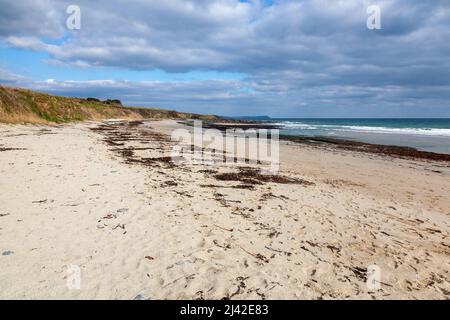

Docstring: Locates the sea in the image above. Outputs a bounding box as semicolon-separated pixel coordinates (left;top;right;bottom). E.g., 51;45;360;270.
266;119;450;154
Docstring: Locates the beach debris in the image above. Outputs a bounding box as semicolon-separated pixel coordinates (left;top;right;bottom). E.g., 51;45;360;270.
173;190;193;198
348;266;367;282
116;208;129;214
145;256;155;261
213;239;232;249
162;273;197;289
63;203;81;207
198;169;218;174
0;213;10;217
215;167;314;186
127;120;144;127
212;192;242;207
133;294;146;300
112;223;125;230
119;149;134;158
265;246;292;257
214;224;234;232
200;184;255;190
222;276;250;300
268;229;281;238
326;245;341;254
100;213;116;220
2;251;14;256
305;241;318;248
259;193;275;201
300;245;312;253
103;139;125;147
36;129;56;136
90;122;176;168
161;180;178;187
425;228;442;234
324;179;365;188
194;291;205;300
239;246;269;263
32;199;47;204
230;207;252;219
0;147;26;152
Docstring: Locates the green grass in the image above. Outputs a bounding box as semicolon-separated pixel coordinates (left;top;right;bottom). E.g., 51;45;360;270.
0;85;220;124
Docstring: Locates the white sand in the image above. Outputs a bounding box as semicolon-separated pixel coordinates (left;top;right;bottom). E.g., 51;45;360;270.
0;120;449;299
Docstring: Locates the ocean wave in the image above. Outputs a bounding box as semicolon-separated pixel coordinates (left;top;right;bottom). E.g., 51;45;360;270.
278;122;450;136
335;126;450;136
273;122;319;130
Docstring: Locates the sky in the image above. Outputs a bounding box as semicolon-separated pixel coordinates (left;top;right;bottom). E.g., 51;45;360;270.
1;0;450;118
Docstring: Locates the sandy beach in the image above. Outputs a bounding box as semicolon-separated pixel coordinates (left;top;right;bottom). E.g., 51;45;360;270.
0;120;449;299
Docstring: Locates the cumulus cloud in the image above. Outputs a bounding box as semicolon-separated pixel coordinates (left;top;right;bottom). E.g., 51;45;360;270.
0;0;65;38
0;68;30;86
1;74;444;118
1;0;450;116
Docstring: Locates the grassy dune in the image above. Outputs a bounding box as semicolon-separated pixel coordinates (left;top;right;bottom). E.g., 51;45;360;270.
0;86;218;124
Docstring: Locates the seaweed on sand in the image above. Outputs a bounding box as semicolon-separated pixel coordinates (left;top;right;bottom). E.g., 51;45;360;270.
214;167;315;186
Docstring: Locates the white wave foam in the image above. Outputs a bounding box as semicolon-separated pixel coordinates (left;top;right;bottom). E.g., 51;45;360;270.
274;122;318;130
278;122;450;137
336;126;450;136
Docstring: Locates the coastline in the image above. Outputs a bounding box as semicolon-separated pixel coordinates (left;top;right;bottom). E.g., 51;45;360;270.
0;119;449;299
189;120;450;162
279;134;450;163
